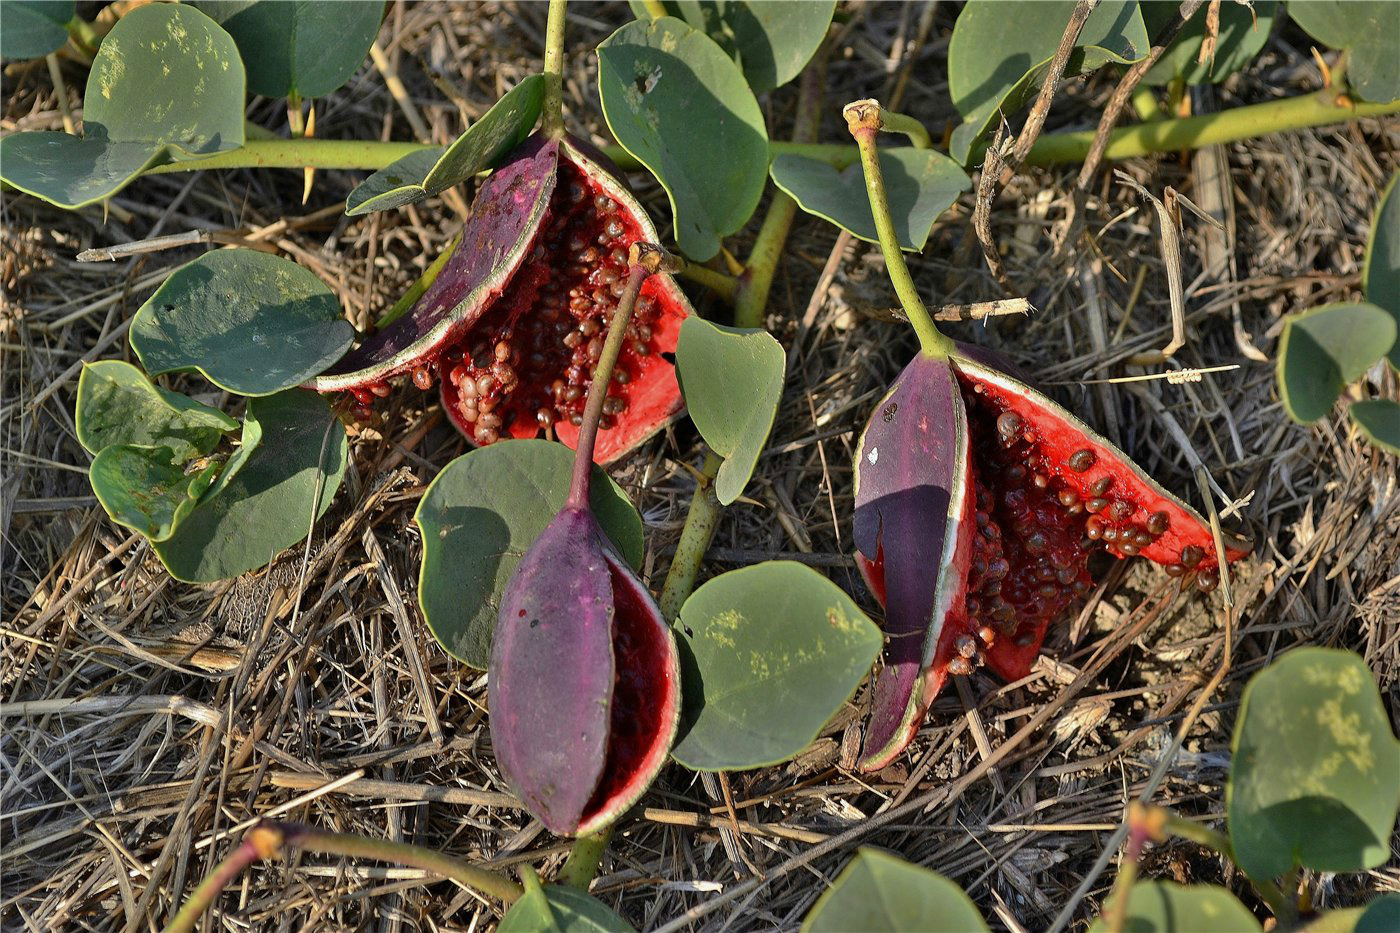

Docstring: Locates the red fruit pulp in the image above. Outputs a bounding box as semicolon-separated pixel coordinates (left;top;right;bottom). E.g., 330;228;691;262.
859;358;1249;692
577;556;680;835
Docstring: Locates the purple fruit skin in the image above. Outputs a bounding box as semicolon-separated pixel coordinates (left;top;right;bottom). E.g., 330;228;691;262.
489;506;615;833
853;353;968;764
314;136;561;388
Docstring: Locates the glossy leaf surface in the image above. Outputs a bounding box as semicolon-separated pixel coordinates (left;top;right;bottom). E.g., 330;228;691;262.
1363;171;1400;369
1141;1;1277;86
1277;303;1395;423
770;149;970;251
346;75;544;215
152;390;347;582
947;0;1148;163
671;562;881;771
1289;1;1400;103
76;360;236;461
415;440;644;669
2;1;74;59
1349;400;1400;455
498;871;637;933
194;0;384;99
1228;647;1400;878
89;445;220;541
802;849;988;933
675;317;785;505
598;16;768;261
1088;881;1261;933
131;249;353;396
0;4;244;209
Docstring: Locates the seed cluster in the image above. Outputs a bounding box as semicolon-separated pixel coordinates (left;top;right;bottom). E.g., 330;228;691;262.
955;378;1217;670
351;161;665;446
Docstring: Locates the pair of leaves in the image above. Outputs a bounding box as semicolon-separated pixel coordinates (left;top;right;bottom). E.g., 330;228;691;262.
1278;173;1400;453
627;0;834;94
598;16;769;262
1140;1;1278;87
947;0;1149;164
193;1;384;100
2;0;75;59
1288;1;1400;104
0;3;245;209
771;149;971;252
346;75;545;215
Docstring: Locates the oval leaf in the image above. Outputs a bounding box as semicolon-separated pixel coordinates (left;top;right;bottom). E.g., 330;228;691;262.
631;0;835;93
598;16;769;261
0;3;245;209
194;0;384;99
1350;400;1400;455
1288;1;1400;104
802;849;988;933
1088;881;1262;933
151;390;347;582
90;445;221;542
1363;171;1400;370
76;360;237;461
675;317;785;505
414;440;644;670
947;0;1148;164
1358;895;1400;933
1228;647;1400;878
1141;1;1277;86
2;1;74;59
498;871;637;933
1276;302;1396;424
671;561;882;771
770;149;970;252
130;250;353;396
346;75;545;215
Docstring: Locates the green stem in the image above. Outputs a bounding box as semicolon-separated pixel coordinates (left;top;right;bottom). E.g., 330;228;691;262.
164;820;520;933
134;93;1399;181
875;109;932;149
64;16;102;54
677;262;739;302
1131;85;1165;123
541;0;568;139
844;101;953;358
569;258;651;508
558;827;613;890
658;452;722;622
641;0;669;17
733;196;798;328
1152;808;1292;924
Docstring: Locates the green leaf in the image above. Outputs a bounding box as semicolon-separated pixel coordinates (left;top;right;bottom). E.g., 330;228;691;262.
630;0;835;93
151;390;347;582
1087;881;1262;933
1350;400;1400;455
414;440;644;670
1288;1;1400;104
193;1;384;99
346;75;544;215
75;360;237;462
1276;303;1396;424
498;870;637;933
1358;895;1400;933
1363;171;1400;370
1227;647;1400;878
598;16;769;261
1141;1;1277;86
0;3;245;209
801;849;988;933
89;445;221;542
674;317;784;505
671;562;882;771
947;0;1148;164
130;249;353;397
1;1;75;59
770;149;970;252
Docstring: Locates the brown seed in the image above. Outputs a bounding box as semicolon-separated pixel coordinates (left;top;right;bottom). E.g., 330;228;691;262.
1037;583;1059;598
570;413;584;426
603;396;627;416
1006;464;1028;483
1024;531;1049;553
412;366;433;390
599;414;615;430
579;317;601;337
1118;541;1140;557
1032;473;1049;490
1058;488;1080;508
594;194;615;213
587;337;604;361
369;382;392;398
1068;449;1096;472
1147;511;1170;535
563;330;583;349
605;219;625;239
1180;545;1205;568
996;411;1023;442
1164;563;1186;577
986;558;1010;580
1056;567;1078;585
457;402;478;423
1110;501;1133;521
955;634;977;658
977;626;997;645
474;425;500;444
1196;569;1219;593
1086;497;1109;513
613;368;630;384
596;268;619;286
477;396;496;415
1101;526;1119;543
1072;579;1094;596
1132;529;1154;548
478;411;503;430
948;656;974;676
564;385;584;402
631;340;651;356
536;408;555;428
1090;475;1114;497
494;341;513;362
609;247;628;266
474;373;497;396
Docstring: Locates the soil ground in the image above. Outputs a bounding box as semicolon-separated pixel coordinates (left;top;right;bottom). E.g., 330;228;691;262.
3;2;1397;931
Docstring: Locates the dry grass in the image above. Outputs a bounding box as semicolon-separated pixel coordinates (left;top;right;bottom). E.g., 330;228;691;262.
3;3;1398;931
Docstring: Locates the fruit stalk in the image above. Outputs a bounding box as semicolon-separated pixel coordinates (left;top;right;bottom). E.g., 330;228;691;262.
844;99;955;358
541;0;568;140
568;245;655;507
